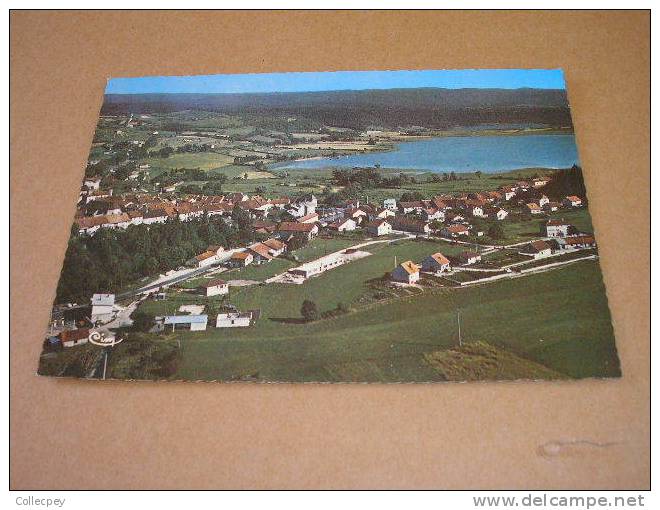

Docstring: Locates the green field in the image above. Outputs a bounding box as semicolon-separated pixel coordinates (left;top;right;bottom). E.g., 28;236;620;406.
167;248;619;382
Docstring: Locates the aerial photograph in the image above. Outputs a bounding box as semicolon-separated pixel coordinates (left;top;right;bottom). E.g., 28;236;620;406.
38;69;620;383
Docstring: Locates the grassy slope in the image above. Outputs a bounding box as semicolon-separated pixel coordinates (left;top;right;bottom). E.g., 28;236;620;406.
424;341;565;381
173;253;619;383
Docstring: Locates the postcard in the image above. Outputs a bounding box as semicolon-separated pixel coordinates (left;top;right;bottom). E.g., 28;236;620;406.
38;69;620;382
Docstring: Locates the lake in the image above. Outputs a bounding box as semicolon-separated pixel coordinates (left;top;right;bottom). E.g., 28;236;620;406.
272;133;580;173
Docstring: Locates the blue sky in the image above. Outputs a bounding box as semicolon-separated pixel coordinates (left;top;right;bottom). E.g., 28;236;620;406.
105;69;566;95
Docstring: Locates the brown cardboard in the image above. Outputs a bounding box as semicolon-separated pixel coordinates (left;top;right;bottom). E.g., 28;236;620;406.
10;10;650;489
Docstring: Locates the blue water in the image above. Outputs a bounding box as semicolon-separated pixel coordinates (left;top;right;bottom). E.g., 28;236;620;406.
272;134;580;173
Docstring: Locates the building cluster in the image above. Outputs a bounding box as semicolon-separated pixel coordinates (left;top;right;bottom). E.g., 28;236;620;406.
155;309;261;332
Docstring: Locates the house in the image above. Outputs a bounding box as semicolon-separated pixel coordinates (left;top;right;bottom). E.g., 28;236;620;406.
370;208;396;221
559;235;596;249
199;279;229;297
526;203;543;215
441;224;470;237
286;194;317;217
216;311;256;328
533;177;550;188
468;205;485;218
398;201;426;214
59;328;90;348
422;207;445;221
90;293;115;324
444;211;466;223
563;195;583;207
521;240;553;259
75;215;107;235
252;220;277;235
162;315;208;331
390;216;430;234
501;187;517;201
190;250;218;268
538;195;550;207
543;220;573;238
297;212;319;224
364;219;392;237
484;207;508;220
142;208;169;225
230;251;253;267
262;238;286;256
207;245;225;256
226;192;249;204
83;176;101;190
276;222;319;240
343;207;368;224
248;243;275;264
329;217;357;232
390;260;420;284
421;252;451;273
383;198;397;210
458;251;481;265
543;201;561;212
288;252;349;278
431;197;449;210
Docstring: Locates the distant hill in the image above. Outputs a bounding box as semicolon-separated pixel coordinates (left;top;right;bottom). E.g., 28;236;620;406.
102;88;573;130
424;341;567;381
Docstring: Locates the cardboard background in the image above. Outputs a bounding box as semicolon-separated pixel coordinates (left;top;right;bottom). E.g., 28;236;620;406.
10;10;650;489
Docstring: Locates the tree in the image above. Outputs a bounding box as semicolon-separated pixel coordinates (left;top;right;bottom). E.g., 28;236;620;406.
487;223;505;240
300;300;319;322
475;171;483;179
287;232;309;252
131;310;154;332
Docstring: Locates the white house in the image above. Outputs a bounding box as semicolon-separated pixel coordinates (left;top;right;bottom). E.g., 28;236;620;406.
59;328;90;348
485;207;508;220
200;279;229;297
563;195;583;207
383;198;397;211
90;293;115;324
277;222;319;240
163;315;208;331
422;207;445;221
329;217;357;232
521;240;553;259
83;176;101;190
297;212;319;224
526;203;543;215
458;252;481;265
421;252;450;273
191;250;218;268
230;251;253;267
216;311;253;328
544;220;572;238
286;194;317;217
538;195;550;207
390;261;420;284
365;219;392;237
262;238;286;257
441;224;470;237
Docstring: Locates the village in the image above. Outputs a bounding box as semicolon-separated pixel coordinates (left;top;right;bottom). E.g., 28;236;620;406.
44;166;596;354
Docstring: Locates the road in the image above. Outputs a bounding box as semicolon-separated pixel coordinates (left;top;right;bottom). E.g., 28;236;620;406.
118;248;240;299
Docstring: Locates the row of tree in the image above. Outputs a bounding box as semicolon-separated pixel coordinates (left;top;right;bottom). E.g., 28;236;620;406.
58;210;257;304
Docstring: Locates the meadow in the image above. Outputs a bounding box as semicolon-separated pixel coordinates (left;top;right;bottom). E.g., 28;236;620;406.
168;250;619;382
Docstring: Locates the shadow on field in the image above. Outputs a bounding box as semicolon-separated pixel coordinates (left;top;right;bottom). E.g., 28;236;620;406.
269;317;308;324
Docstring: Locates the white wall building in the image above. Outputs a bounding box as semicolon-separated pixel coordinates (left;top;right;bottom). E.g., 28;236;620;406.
90;293;115;324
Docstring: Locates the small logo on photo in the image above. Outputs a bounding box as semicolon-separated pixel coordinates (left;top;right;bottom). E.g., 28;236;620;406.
88;329;121;347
